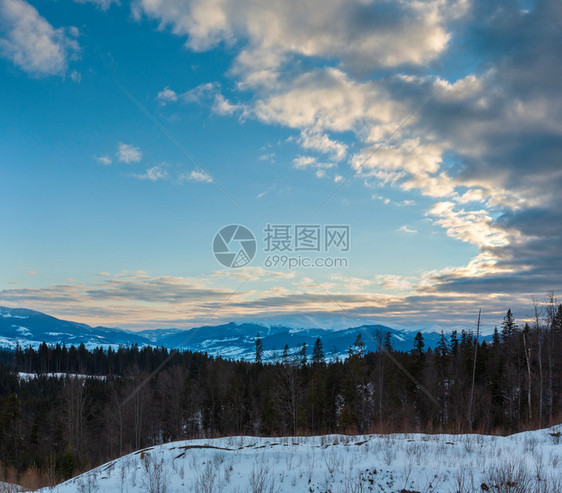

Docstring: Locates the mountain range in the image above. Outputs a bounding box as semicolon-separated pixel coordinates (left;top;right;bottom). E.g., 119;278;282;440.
0;306;484;361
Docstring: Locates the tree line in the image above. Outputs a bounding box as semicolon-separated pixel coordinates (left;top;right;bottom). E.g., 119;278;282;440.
0;300;561;488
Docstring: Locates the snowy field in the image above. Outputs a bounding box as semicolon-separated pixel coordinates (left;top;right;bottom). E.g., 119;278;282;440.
16;372;107;381
33;425;562;492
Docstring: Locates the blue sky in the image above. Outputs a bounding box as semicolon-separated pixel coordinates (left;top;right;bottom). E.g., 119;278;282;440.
1;0;561;331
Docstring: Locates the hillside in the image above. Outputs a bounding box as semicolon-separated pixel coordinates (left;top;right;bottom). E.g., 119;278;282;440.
37;426;562;493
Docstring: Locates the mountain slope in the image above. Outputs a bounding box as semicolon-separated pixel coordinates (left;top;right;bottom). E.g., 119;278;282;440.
0;307;152;350
157;322;449;360
38;425;562;493
0;306;484;360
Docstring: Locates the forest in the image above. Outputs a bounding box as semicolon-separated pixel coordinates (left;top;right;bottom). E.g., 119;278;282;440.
0;303;561;489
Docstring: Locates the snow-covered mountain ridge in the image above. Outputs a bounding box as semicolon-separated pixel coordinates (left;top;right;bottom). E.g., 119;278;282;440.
0;306;489;360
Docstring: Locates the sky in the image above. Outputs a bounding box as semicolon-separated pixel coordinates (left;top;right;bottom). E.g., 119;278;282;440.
0;0;561;332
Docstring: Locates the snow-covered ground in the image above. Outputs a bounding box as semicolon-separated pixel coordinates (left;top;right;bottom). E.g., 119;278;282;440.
0;481;22;493
17;372;106;381
36;425;562;492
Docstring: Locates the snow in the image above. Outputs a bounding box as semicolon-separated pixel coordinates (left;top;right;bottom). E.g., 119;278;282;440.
14;326;32;337
17;372;107;381
0;480;23;492
36;425;562;492
0;311;27;319
0;337;17;349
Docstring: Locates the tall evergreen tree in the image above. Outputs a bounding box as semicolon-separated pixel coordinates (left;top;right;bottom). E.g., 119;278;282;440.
413;332;425;358
435;331;448;370
312;339;325;366
383;332;393;352
411;332;425;378
255;333;263;364
450;330;459;355
299;343;307;367
492;326;500;346
349;334;366;358
501;308;518;341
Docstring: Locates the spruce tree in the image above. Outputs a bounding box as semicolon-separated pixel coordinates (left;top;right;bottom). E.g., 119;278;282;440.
501;308;517;341
255;333;263;364
412;332;425;377
413;332;425;357
299;343;307;367
312;338;325;366
436;331;448;358
493;326;500;346
383;331;393;352
435;331;448;373
450;330;459;355
349;334;366;358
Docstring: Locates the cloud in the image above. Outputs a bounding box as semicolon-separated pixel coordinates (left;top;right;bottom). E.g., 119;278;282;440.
158;82;247;118
253;67;396;133
0;0;80;76
211;93;244;116
117;142;142;163
351;138;450;197
156;86;178;104
180;82;217;103
125;165;214;184
132;0;562;313
73;0;119;10
180;170;213;183
374;274;415;293
373;195;416;207
398;225;417;234
329;275;373;292
95;155;112;165
293;155;335;170
133;165;168;181
135;0;454;71
0;270;533;330
297;130;347;161
210;266;295;282
427;202;509;249
258;152;274;162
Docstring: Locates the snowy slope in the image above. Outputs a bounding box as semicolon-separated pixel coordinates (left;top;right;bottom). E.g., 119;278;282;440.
38;426;562;492
0;307;152;350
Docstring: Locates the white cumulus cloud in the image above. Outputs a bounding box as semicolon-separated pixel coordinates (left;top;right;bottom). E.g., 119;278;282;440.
181;170;213;183
0;0;80;76
156;86;178;104
117;143;142;163
133;165;168;181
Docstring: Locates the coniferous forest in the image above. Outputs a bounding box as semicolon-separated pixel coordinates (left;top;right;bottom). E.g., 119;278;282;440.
0;305;561;488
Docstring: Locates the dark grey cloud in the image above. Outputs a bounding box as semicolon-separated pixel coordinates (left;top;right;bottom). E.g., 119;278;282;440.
368;0;562;301
85;278;228;303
